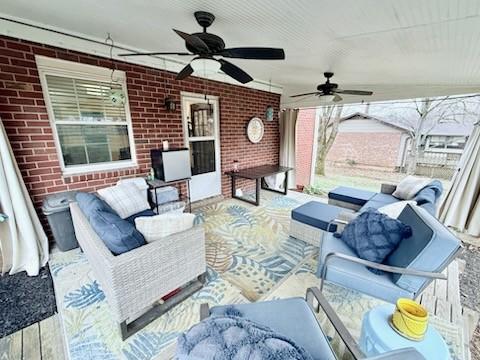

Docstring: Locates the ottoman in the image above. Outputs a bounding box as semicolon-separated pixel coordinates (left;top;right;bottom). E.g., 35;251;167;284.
360;304;450;360
290;201;348;246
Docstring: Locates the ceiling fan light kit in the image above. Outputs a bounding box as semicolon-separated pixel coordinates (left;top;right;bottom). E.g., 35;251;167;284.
190;57;221;76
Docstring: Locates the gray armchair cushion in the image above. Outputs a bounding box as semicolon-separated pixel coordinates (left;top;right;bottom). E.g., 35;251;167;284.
385;205;461;293
334;209;412;274
210;298;336;360
317;234;414;303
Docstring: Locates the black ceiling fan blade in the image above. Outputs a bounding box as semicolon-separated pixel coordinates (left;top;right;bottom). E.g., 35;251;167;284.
219;47;285;60
173;29;210;53
175;64;194;80
290;92;320;98
218;59;253;84
333;94;343;102
118;52;192;57
335;89;373;96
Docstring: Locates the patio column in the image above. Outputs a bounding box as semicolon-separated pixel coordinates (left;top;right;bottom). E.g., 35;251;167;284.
439;122;480;236
279;108;299;188
0;119;48;276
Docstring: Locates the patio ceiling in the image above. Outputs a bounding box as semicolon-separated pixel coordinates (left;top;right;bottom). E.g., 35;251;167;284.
1;0;480;107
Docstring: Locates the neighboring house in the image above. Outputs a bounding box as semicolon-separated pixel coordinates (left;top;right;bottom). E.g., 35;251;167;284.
326;112;410;171
295;110;473;185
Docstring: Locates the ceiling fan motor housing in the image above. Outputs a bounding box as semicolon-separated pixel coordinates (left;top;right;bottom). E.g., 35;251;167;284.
188;32;225;54
194;11;216;29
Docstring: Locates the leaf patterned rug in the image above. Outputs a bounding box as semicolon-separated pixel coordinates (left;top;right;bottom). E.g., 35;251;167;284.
50;192;316;359
50;192;464;359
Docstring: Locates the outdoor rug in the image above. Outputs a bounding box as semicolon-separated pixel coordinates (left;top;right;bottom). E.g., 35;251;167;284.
49;193;316;359
0;265;56;337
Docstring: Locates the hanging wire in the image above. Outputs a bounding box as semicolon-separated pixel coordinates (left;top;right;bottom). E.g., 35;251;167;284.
105;33;116;86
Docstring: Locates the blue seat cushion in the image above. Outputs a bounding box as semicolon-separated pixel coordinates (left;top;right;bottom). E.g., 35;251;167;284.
317;233;414;303
334;209;412;274
328;186;376;206
360;193;399;212
210;298;336;360
125;209;156;224
292;201;346;232
76;192;146;255
386;205;461;293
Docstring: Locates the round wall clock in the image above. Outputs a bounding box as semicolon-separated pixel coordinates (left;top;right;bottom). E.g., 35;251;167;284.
247;117;264;143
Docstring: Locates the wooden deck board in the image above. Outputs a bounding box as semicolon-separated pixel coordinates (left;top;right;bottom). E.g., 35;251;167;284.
0;315;64;360
22;322;41;360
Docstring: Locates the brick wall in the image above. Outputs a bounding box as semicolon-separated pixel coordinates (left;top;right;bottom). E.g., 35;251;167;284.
326;132;402;170
0;36;280;236
295;108;315;187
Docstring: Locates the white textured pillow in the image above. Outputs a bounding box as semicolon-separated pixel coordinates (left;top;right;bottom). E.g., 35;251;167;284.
117;177;149;202
135;213;196;243
392;176;431;200
98;182;150;219
378;201;416;219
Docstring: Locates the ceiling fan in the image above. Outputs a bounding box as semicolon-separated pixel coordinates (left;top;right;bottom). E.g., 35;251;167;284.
290;72;373;102
119;11;285;84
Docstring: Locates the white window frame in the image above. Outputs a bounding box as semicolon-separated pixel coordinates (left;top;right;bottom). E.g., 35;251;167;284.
36;55;137;175
425;135;466;154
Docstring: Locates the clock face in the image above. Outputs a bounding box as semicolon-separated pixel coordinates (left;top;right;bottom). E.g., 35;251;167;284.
247;117;264;143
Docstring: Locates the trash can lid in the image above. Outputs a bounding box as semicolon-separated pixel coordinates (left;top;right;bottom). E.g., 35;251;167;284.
42;191;79;215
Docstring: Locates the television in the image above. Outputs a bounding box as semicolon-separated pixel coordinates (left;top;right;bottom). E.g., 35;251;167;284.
151;148;192;182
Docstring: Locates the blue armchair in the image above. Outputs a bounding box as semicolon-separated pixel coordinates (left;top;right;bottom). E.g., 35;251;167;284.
317;204;462;304
188;287;425;359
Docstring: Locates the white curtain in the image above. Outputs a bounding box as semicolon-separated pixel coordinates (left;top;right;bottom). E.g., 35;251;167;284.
279;108;299;189
0;119;48;276
439;123;480;236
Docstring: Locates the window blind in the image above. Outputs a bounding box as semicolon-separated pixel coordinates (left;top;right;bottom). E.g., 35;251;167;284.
45;75;126;123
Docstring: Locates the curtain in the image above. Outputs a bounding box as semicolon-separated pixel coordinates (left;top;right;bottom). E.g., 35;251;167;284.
0;119;48;276
439;123;480;236
279;108;299;189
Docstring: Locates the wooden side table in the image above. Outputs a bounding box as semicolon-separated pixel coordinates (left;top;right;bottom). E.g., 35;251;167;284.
146;178;192;213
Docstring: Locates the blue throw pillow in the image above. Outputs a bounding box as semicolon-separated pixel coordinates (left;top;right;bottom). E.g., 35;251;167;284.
334;208;412;274
76;192;146;255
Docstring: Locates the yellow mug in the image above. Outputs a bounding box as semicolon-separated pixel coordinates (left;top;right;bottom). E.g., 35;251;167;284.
391;298;428;341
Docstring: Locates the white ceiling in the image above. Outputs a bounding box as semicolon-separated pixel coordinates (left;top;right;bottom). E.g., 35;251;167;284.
1;0;480;107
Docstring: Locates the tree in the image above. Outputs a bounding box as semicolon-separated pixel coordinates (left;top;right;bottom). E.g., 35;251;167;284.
386;96;476;174
315;104;343;175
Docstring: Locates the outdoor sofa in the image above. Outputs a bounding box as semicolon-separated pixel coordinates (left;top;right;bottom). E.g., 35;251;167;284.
70;200;206;339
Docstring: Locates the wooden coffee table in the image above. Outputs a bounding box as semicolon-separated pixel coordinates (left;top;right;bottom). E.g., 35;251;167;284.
225;164;293;206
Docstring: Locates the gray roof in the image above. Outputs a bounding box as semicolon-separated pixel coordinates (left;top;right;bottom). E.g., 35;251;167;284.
341;112;474;136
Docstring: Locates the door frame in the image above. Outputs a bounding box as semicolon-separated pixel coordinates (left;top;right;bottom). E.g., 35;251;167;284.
180;91;222;200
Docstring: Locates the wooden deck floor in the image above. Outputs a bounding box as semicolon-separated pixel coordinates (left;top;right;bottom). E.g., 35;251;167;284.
419;260;479;360
0;260;477;360
0;315;65;360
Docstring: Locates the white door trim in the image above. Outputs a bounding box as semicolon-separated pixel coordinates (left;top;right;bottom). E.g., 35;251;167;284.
181;92;222;201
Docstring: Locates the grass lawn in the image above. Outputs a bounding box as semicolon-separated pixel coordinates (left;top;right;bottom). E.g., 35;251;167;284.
308;166;451;197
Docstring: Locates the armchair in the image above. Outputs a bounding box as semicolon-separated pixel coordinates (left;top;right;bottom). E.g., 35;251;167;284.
70;202;207;339
317;204;462;303
192;287;425;360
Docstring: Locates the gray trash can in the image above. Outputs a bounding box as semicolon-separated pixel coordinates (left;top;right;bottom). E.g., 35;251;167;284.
42;191;79;251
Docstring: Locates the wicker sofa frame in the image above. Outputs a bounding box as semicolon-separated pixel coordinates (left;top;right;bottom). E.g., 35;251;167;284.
70;202;207;339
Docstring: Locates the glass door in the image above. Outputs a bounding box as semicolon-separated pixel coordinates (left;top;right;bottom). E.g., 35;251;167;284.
182;93;221;202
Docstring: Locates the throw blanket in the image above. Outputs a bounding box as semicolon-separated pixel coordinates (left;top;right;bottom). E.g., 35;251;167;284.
392;176;432;200
414;180;443;206
176;307;313;360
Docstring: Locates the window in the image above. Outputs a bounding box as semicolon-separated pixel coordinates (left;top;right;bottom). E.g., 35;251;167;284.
37;56;136;174
425;135;467;153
